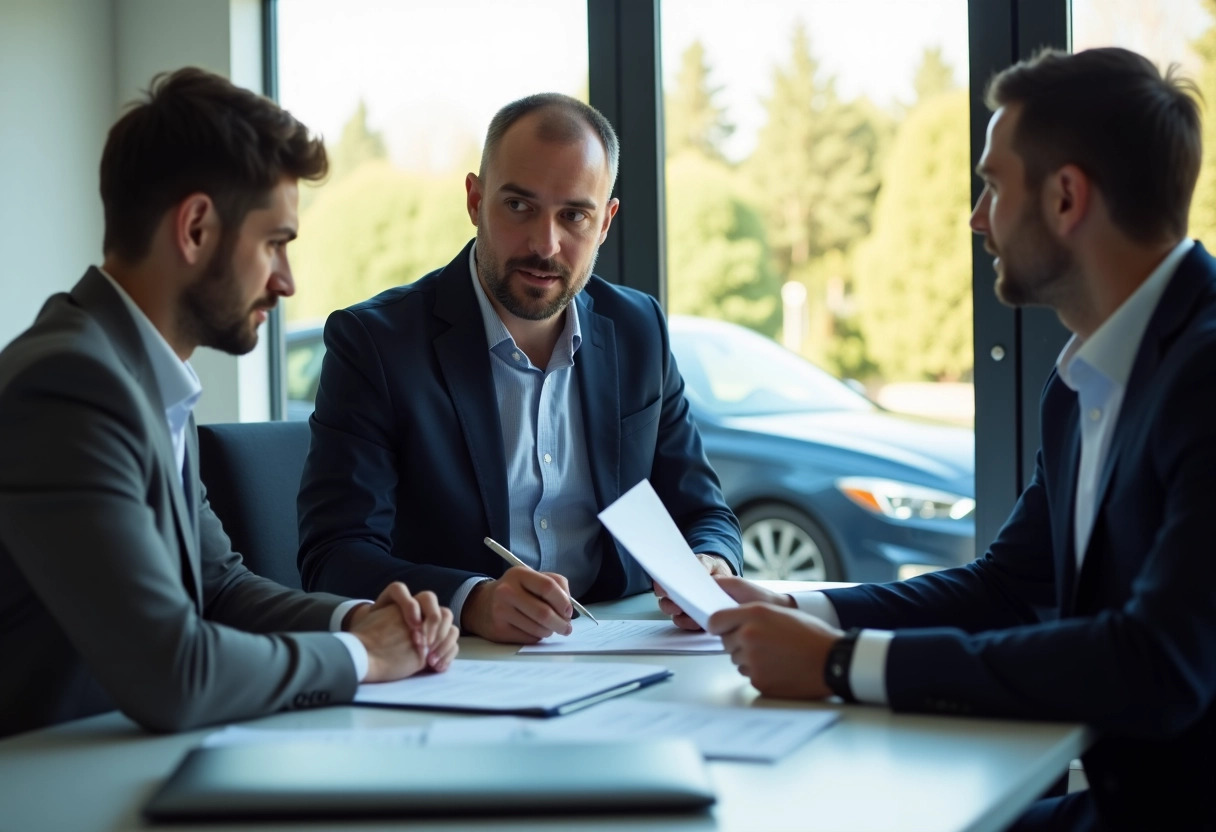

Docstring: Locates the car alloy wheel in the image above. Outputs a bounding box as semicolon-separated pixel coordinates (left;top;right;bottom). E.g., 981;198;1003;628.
738;504;843;582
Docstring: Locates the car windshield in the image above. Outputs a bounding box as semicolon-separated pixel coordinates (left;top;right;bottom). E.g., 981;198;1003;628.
670;317;876;417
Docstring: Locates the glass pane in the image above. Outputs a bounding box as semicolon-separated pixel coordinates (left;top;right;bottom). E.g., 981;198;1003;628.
661;0;976;583
275;0;587;415
1072;1;1215;242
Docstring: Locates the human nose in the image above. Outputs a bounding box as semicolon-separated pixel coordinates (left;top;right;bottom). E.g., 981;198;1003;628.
970;187;991;236
529;216;561;260
270;250;295;298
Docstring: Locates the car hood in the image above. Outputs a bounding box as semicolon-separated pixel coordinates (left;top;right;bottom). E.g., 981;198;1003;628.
718;409;975;491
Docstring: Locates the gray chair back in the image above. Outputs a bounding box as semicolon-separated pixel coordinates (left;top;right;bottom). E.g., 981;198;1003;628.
196;421;311;589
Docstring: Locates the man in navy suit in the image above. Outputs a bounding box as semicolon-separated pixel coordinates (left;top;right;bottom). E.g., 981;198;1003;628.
298;93;742;644
697;48;1216;830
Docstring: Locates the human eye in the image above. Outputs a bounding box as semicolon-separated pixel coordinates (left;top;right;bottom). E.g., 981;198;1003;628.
506;198;529;213
564;209;588;223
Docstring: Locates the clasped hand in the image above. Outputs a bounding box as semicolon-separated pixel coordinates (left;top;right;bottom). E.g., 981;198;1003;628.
346;582;459;682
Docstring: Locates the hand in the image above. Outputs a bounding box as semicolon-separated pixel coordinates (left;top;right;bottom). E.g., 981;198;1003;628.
348;582;459;681
654;553;735;630
461;566;574;643
715;576;797;608
707;603;842;699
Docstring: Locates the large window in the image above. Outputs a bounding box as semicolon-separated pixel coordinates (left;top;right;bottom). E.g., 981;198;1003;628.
275;0;588;331
1072;0;1216;242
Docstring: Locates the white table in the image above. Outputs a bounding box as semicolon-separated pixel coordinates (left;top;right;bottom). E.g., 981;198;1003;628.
0;586;1088;832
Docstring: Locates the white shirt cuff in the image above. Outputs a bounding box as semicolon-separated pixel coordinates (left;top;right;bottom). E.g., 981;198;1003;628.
850;630;893;705
332;632;370;683
329;599;370;633
450;576;493;630
791;591;842;628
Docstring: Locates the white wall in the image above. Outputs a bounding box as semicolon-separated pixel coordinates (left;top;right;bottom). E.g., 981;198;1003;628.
0;0;115;342
0;0;270;423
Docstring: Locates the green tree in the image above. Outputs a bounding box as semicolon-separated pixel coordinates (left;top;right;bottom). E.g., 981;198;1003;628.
665;153;781;335
299;100;388;214
853;88;973;381
913;46;957;102
290;161;471;323
665;40;734;160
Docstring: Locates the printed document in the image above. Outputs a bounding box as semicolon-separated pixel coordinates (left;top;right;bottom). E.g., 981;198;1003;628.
518;618;724;654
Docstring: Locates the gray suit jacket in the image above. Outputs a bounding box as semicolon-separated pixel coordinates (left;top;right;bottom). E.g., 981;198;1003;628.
0;268;358;737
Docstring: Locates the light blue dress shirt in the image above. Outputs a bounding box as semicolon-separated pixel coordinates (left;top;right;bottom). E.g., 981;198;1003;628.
792;237;1196;705
448;245;603;625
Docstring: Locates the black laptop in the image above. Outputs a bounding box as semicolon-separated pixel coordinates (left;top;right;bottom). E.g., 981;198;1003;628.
143;739;716;821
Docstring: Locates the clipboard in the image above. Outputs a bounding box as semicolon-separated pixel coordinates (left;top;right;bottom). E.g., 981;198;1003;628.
353;659;672;717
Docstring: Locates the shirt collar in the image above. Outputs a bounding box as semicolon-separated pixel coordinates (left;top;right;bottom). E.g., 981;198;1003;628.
1057;237;1194;389
468;243;582;364
98;268;203;416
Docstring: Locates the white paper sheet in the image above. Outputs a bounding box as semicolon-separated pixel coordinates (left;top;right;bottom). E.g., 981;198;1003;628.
518;618;724;654
525;700;840;762
204;703;838;763
598;479;738;628
353;659;670;715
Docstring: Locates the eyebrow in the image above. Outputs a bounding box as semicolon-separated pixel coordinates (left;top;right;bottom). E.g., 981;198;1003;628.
500;182;598;212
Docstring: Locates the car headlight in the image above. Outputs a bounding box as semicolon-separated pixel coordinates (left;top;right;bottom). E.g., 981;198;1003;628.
837;477;975;521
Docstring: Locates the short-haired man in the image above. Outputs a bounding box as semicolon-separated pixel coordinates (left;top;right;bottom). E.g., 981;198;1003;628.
698;48;1216;830
0;68;458;739
297;93;742;643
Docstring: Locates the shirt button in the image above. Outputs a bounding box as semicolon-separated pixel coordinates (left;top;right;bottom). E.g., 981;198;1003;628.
543;453;552;464
512;351;521;361
1089;408;1102;421
540;519;548;530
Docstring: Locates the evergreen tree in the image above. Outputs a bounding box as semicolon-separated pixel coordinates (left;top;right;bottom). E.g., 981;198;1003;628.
665;40;734;160
913;46;957;102
854;89;972;381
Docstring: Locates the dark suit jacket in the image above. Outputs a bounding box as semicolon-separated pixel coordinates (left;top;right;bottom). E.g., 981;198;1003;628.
298;241;742;605
820;243;1216;830
0;269;357;738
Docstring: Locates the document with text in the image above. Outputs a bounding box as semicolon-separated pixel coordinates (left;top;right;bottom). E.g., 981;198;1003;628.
518;618;725;654
598;479;738;629
353;659;671;716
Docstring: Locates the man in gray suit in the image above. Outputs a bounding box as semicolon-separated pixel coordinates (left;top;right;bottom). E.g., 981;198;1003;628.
0;68;459;738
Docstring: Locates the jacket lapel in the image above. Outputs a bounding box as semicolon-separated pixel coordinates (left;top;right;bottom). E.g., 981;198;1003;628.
1077;243;1215;596
70;268;203;610
574;291;620;509
432;244;510;542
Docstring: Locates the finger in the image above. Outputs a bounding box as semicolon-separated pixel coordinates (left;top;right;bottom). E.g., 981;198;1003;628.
379;582;422;628
516;571;575;624
671;612;703;632
429;627;460;671
653;580;669;599
501;602;560;640
656;595;685;617
414;591;442;647
707;608;745;636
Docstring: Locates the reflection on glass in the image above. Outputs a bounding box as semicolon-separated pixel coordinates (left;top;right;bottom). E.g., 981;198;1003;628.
661;0;973;428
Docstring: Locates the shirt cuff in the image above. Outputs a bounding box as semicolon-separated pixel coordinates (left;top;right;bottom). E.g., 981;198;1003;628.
850;630;893;705
450;576;493;630
791;591;842;628
332;632;370;683
329;599;371;633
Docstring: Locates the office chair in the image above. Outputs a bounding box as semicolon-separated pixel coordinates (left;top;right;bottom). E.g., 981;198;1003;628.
196;420;312;589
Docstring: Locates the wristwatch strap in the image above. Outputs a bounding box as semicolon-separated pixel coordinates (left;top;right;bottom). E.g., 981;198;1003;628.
824;627;862;702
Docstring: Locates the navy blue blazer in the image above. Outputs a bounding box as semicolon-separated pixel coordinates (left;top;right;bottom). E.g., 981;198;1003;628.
298;241;742;606
821;243;1216;829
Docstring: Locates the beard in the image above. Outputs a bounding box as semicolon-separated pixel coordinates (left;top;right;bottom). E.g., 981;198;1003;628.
179;236;273;356
475;222;594;321
991;201;1074;309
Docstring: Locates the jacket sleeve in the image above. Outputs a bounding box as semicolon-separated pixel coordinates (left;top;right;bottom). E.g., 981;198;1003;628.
0;352;358;733
828;351;1216;738
297;308;485;605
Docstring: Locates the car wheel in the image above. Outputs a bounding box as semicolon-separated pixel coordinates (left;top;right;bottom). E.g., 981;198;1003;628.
737;504;843;581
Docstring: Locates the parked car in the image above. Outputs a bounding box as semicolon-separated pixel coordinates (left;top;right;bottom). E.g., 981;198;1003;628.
285;315;975;583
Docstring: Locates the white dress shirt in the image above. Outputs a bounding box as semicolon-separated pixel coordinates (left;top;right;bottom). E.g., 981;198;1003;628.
790;238;1195;705
99;270;370;681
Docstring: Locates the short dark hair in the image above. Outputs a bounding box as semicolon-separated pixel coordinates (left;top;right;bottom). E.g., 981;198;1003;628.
479;93;619;190
100;67;328;262
985;47;1201;243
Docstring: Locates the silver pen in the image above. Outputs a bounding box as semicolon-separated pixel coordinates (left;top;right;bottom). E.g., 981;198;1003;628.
482;536;600;625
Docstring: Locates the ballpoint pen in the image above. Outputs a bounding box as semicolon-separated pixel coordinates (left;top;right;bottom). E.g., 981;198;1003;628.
482;536;600;625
